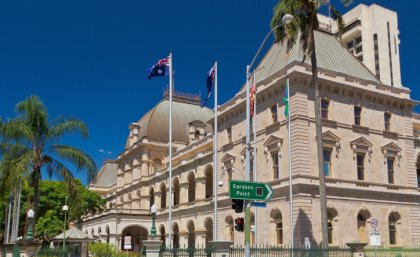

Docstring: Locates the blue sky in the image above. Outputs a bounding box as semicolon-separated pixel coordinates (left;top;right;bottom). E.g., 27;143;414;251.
0;0;419;184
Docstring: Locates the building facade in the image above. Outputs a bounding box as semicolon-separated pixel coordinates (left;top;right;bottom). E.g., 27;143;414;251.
82;4;420;250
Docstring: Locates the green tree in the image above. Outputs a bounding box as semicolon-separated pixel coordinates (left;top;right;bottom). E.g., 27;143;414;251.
0;180;105;241
270;0;351;246
0;95;97;229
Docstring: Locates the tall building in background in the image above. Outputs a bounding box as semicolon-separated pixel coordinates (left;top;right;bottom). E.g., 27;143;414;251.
320;4;402;87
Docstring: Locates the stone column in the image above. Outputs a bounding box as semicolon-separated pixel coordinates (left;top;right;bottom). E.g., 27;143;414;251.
195;177;207;201
194;231;207;248
143;239;162;257
346;242;367;257
179;183;189;205
178;232;189;248
208;241;233;257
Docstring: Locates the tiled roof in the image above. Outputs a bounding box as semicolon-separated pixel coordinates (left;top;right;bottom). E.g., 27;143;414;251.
94;162;118;187
53;227;93;240
240;30;378;93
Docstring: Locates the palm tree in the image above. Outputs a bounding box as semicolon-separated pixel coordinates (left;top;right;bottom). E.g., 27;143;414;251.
0;95;96;229
270;0;351;246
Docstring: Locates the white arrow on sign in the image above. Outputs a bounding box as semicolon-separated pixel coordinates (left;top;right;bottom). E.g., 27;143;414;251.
265;184;273;200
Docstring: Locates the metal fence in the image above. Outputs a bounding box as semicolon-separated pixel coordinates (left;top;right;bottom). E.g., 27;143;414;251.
365;246;420;257
36;246;69;257
230;245;352;257
159;246;214;257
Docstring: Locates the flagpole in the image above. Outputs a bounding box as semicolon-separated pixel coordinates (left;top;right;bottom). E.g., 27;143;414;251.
213;62;218;241
252;72;257;245
244;65;251;257
287;78;294;248
168;52;173;247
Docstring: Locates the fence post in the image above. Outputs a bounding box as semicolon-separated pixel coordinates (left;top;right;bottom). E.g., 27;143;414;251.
142;239;162;257
346;242;367;257
209;241;233;257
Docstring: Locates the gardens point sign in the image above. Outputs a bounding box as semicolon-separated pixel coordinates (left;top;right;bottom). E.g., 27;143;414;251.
229;180;273;201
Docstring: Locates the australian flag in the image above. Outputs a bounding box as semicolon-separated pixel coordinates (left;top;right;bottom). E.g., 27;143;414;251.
201;64;216;107
146;57;170;79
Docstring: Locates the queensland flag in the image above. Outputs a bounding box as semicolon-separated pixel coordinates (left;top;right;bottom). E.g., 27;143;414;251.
146;57;170;79
201;64;216;107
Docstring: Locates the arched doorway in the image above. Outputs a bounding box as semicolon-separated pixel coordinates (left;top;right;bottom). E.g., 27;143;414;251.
357;210;371;243
204;218;213;247
205;165;213;199
187;221;195;248
121;226;148;251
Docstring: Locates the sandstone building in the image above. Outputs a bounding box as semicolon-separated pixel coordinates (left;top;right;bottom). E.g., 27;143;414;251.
82;4;420;250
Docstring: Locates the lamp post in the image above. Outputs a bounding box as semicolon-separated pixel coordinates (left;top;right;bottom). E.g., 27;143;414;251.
217;166;245;187
150;204;157;239
26;209;34;241
62;198;68;249
244;13;293;257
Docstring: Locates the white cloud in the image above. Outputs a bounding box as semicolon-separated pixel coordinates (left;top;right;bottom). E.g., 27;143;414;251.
98;148;112;155
98;149;105;153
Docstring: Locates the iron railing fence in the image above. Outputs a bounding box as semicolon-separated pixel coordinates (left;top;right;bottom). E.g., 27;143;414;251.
230;245;352;257
36;246;68;257
159;246;214;257
365;245;420;257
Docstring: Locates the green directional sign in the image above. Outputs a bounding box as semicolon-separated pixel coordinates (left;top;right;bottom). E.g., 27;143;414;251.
229;180;273;201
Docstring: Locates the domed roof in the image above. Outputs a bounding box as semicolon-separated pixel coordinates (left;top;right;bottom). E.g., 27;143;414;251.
126;93;213;149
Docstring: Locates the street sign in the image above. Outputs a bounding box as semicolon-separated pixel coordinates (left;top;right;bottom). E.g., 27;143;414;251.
124;236;132;250
370;218;379;229
369;230;381;246
229;180;273;201
251;201;267;208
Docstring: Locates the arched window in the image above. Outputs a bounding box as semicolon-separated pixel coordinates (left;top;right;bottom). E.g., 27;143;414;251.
188;173;196;203
204;218;213;247
327;208;338;245
149;187;155;209
195;130;200;139
416;155;420;188
160;183;166;209
205;166;213;198
153;158;163;173
225;216;234;242
173;178;180;206
187;221;195;248
173;223;180;248
136;190;141;207
106;225;110;244
357;210;371;243
389;212;400;245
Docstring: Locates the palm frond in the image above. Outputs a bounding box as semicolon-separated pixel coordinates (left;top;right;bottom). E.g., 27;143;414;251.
0;118;34;143
330;4;345;41
50;144;97;182
45;157;81;203
48;117;88;139
15;95;49;138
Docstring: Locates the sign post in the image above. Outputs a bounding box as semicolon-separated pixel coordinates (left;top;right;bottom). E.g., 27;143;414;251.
229;180;273;201
369;218;380;257
124;236;132;250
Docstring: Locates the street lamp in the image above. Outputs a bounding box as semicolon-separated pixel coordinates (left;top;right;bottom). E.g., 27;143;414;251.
218;166;245;187
244;13;293;257
150;204;157;238
62;199;69;249
26;209;34;241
